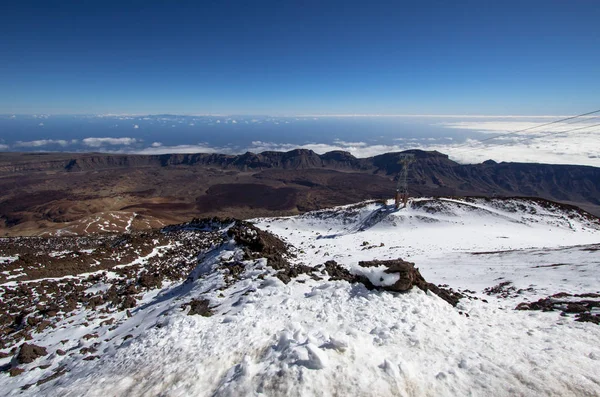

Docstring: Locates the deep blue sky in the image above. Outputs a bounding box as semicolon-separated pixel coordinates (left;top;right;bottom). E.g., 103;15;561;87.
1;0;599;115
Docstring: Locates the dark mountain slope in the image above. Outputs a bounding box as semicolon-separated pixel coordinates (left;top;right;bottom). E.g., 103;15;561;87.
0;149;598;236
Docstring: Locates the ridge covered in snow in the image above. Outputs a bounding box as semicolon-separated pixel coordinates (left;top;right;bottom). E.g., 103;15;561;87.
0;197;599;396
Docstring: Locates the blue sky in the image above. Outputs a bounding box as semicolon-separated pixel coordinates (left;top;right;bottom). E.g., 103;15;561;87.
1;0;599;115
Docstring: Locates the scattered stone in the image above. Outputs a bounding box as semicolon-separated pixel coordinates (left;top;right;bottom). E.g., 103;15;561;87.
80;346;97;354
515;292;600;324
9;367;24;377
16;343;48;364
484;281;517;298
575;313;600;325
100;318;115;327
186;299;213;317
564;303;588;313
276;264;313;284
120;296;137;310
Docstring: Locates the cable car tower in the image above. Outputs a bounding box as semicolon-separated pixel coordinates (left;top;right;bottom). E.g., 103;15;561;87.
394;153;415;209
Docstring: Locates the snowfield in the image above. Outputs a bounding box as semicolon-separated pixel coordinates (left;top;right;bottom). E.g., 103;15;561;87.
1;198;599;396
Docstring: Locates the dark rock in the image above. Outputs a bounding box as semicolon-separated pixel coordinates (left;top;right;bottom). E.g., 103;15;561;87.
35;320;51;333
80;346;97;354
120;296;137;310
359;259;428;292
426;283;464;307
575;313;600;325
186;299;213;317
100;318;115;326
564;303;589;313
356;259;463;306
138;272;162;289
227;222;291;270
515;298;555;312
515;293;600;325
322;260;372;287
9;367;24;377
16;343;47;364
276;264;313;284
483;281;517;298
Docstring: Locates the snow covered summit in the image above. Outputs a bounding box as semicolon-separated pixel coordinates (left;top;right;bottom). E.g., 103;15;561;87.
1;198;599;396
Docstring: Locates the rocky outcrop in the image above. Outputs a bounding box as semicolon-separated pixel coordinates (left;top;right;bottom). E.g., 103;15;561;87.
358;259;429;292
357;259;464;306
320;258;464;306
226;220;292;270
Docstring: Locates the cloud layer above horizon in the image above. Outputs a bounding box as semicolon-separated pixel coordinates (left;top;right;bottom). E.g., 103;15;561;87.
0;115;599;167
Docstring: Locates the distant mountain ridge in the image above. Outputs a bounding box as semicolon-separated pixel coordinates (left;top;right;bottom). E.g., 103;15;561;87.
0;149;599;236
1;149;598;206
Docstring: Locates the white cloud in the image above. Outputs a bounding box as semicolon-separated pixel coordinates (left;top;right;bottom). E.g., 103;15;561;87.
15;116;597;167
133;124;139;129
244;141;409;158
14;139;73;147
82;137;138;147
38;122;44;126
332;140;369;147
130;128;600;167
0;144;9;150
135;144;228;155
435;119;600;166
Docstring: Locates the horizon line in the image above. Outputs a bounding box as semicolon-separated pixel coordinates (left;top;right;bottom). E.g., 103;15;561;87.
1;113;586;119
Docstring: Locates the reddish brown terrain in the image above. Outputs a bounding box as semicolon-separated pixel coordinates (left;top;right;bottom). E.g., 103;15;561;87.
1;149;599;236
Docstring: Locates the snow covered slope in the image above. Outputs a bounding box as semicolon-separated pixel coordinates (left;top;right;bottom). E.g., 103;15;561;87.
255;197;600;296
1;198;599;396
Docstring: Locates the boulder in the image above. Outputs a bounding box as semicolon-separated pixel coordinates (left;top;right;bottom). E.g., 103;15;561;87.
358;259;428;292
357;259;463;306
16;343;47;364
